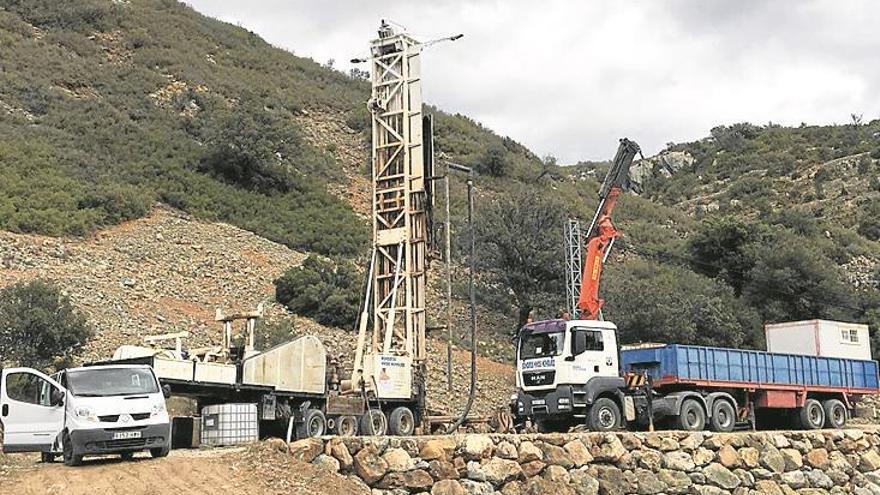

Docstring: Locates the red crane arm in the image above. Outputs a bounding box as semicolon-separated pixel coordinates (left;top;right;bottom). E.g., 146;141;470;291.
574;138;641;320
577;186;622;319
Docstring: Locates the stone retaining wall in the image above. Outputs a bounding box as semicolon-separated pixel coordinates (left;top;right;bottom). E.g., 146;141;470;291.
284;428;880;495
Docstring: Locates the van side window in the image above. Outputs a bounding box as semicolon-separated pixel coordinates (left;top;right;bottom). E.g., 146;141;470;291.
6;372;58;407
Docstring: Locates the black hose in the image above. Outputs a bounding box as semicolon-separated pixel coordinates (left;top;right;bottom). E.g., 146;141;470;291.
446;178;477;434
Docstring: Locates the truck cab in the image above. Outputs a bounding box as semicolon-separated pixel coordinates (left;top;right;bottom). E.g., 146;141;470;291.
1;365;171;466
514;319;627;431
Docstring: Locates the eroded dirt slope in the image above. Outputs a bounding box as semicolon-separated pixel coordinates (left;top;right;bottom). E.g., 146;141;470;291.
0;206;514;416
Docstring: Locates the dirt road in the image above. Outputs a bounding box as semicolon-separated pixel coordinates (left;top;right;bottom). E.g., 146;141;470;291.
0;444;368;495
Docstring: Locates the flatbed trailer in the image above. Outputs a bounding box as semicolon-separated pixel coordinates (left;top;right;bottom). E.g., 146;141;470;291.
621;344;880;430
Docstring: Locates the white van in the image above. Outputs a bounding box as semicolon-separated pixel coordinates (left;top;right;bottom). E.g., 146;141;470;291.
0;364;171;466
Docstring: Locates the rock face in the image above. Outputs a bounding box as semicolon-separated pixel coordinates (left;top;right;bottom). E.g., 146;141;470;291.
627;150;695;194
296;429;880;494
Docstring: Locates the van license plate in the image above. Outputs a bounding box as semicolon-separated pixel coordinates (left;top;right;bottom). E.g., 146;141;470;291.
112;431;142;440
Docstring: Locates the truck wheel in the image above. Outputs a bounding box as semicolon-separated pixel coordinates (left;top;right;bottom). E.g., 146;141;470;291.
62;432;83;467
822;399;847;429
360;409;388;436
337;415;359;437
587;398;621;432
710;400;736;432
388;407;415;436
798;399;825;430
297;409;327;438
677;399;706;431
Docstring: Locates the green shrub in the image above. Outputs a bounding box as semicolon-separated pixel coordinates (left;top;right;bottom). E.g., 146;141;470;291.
0;280;93;368
603;259;762;349
254;318;296;350
274;257;362;329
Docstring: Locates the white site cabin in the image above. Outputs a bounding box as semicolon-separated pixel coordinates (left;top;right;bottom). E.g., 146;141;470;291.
765;319;871;361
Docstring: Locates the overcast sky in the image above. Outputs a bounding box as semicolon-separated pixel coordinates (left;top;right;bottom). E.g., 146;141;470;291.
185;1;879;162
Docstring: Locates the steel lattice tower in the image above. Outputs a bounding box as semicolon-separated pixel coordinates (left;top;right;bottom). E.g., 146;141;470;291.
564;218;583;317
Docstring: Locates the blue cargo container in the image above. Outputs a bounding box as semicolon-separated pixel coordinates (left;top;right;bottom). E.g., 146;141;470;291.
621;344;880;392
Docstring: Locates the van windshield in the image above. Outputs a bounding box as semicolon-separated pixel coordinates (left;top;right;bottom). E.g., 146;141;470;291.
67;368;159;397
519;330;564;360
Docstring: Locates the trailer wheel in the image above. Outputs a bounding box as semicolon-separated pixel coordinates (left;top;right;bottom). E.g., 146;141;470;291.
337;415;359;437
297;409;326;438
710;400;736;432
677;399;706;431
360;409;388;436
798;399;825;430
822;399;847;429
587;398;621;432
388;407;415;436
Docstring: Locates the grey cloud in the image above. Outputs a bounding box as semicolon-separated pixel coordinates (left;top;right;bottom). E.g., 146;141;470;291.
185;0;880;162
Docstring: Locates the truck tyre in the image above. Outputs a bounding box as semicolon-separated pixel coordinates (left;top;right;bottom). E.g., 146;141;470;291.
150;444;170;458
822;399;847;429
337;415;359;436
587;397;621;432
710;399;736;432
388;407;415;436
360;409;388;436
677;399;706;431
62;432;83;467
798;399;825;430
297;409;327;438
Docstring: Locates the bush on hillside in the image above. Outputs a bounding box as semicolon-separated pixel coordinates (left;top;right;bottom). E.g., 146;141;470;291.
478;144;510;177
742;237;861;323
473;188;568;325
857;200;880;241
254;318;296;351
0;280;93;368
603;259;762;349
274;257;361;329
688;217;764;296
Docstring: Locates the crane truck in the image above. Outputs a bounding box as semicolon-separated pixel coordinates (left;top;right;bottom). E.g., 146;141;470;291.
513;139;880;433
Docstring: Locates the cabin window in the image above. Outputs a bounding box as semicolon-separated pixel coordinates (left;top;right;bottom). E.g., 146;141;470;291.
841;329;859;344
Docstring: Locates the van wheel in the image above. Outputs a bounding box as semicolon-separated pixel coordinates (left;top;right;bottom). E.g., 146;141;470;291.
798;399;825;430
822;399;847;429
587;398;621;432
297;409;326;439
62;432;83;467
677;399;706;431
388;407;415;436
360;409;388;436
150;445;170;458
40;452;56;463
710;400;736;432
120;452;135;461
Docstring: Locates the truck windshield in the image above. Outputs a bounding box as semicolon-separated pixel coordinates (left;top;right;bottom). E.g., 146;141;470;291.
67;368;159;397
519;331;564;359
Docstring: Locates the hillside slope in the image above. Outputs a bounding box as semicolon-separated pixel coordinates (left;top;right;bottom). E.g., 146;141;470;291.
0;205;513;416
2;0;879;358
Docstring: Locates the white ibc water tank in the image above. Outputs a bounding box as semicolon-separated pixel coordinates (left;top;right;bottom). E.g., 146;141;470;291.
200;403;258;447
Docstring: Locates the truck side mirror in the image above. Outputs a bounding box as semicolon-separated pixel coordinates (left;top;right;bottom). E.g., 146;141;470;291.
162;384;172;399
